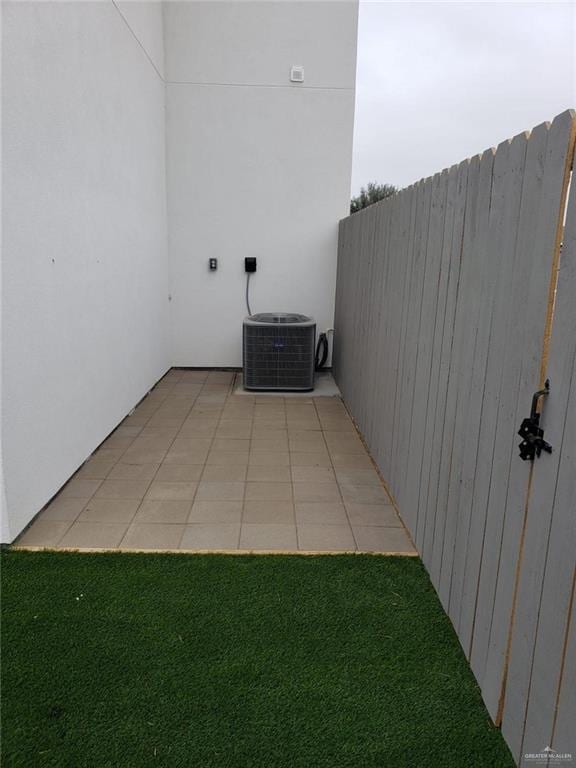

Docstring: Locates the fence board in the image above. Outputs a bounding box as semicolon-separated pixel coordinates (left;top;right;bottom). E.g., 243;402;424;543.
353;204;373;422
382;190;410;474
333;109;576;763
481;110;575;721
457;132;528;652
449;138;510;622
504;145;576;763
519;348;576;765
447;140;508;623
421;160;468;568
406;171;448;547
370;195;395;468
415;167;454;551
551;602;576;764
429;154;481;587
439;147;495;608
390;185;419;488
468;120;550;687
395;182;431;520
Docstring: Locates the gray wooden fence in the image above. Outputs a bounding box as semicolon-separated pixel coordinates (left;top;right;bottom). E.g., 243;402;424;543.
334;110;576;766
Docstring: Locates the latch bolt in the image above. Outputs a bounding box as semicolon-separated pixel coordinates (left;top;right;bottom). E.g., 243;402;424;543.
518;379;553;461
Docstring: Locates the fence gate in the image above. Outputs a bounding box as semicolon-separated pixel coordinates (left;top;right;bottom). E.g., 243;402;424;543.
333;110;576;765
500;125;576;766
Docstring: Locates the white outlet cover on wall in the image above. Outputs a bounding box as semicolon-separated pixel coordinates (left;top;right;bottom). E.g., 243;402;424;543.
290;65;304;83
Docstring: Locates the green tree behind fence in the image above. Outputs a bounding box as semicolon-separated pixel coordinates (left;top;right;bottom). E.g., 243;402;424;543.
350;182;397;214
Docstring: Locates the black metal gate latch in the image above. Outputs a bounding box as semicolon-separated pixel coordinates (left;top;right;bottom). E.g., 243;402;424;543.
518;379;553;461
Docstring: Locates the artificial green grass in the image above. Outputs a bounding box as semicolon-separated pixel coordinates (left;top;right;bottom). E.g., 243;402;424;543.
1;551;514;768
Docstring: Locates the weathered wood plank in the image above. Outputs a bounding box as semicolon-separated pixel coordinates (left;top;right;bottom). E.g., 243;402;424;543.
391;182;422;508
390;184;419;496
376;189;406;476
469;120;550;687
504;125;576;761
439;147;495;609
447;139;511;626
368;195;395;467
415;166;455;552
405;170;448;548
457;132;528;652
429;153;481;587
519;194;576;760
481;110;575;721
550;598;576;763
346;208;367;407
333;218;349;382
397;178;433;526
518;352;576;765
421;159;468;568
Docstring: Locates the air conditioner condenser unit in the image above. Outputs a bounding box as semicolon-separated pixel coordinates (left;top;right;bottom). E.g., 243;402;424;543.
243;313;316;391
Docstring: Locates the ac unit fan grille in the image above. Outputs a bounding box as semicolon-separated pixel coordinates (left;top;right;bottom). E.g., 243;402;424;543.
243;320;315;391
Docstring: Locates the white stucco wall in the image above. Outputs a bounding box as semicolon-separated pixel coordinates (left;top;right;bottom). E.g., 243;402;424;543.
1;1;171;541
1;0;357;541
164;1;358;366
115;1;166;78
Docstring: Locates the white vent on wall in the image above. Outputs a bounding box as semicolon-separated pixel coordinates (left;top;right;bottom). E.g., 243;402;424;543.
290;65;304;83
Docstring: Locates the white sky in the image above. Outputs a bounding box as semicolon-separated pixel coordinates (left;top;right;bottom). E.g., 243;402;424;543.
351;1;576;194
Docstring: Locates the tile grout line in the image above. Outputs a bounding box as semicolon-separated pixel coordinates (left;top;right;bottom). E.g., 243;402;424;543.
105;369;209;548
314;396;359;552
292;404;302;549
150;373;207;549
223;373;248;549
288;398;322;538
338;395;418;554
179;372;230;547
126;381;179;542
283;396;298;541
280;396;298;546
287;397;301;550
248;394;291;542
239;386;256;548
51;381;174;546
162;370;230;542
118;373;198;549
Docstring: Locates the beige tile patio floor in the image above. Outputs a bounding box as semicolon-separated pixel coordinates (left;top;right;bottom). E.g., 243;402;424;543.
14;369;416;554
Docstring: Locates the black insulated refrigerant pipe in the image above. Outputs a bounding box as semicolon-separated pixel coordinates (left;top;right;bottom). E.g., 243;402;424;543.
315;332;329;370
